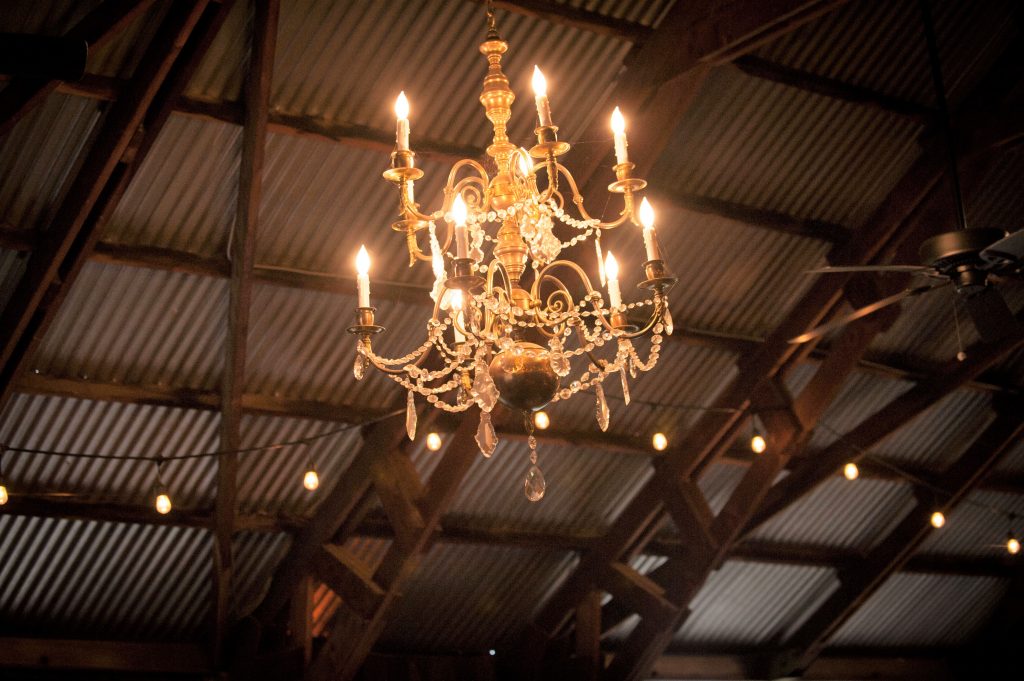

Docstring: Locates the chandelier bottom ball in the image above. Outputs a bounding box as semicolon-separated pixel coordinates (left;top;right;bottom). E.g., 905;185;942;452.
488;342;560;412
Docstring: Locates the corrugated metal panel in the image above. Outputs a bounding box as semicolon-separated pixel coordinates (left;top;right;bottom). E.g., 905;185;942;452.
750;477;917;552
233;530;292;617
996;438;1024;475
560;0;674;26
86;2;169;79
651;66;922;229
0;515;210;640
829;573;1007;648
0;392;219;508
185;0;249;103
871;391;994;467
237;412;367;517
0;93;101;230
917;491;1024;558
33;262;227;390
443;438;652;535
267;0;632;151
379;543;579;652
802;371;913;451
0;248;27;312
756;0;1018;106
0;1;93;35
674;561;838;647
105;113;241;258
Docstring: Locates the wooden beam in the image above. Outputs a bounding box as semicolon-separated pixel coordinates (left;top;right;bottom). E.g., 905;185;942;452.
370;448;427;554
471;0;652;42
731;55;935;122
767;404;1024;678
0;0;153;138
213;0;277;664
308;412;481;681
0;638;210;673
0;0;227;415
571;0;848;196
651;651;953;681
309;544;385;620
574;590;603;680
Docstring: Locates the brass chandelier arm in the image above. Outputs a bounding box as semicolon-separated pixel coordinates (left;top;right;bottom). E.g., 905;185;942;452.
549;162;634;229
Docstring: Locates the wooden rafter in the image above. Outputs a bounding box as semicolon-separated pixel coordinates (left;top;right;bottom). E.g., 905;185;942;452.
519;34;1024;681
0;0;154;138
213;0;278;665
0;0;227;415
764;403;1024;678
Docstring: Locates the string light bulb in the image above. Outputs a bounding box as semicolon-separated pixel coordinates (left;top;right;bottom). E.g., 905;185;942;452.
843;462;859;481
1007;533;1020;555
533;410;550;430
154;491;172;515
0;480;8;506
930;510;946;529
426;432;443;451
153;460;171;514
652;432;668;452
750;433;767;455
303;465;320;491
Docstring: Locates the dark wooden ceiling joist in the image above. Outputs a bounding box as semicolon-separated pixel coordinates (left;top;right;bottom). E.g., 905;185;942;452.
470;0;652;42
0;0;154;138
519;33;1024;681
0;0;226;416
764;403;1024;678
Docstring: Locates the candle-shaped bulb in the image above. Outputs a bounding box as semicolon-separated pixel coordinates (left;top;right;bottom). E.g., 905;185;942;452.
450;288;463;311
394;91;409;119
638;197;662;261
532;66;553;126
611;106;629;164
518;148;532;176
531;66;547;97
356;245;371;307
356;245;370;275
394;91;410;150
452;194;469;258
604;251;622;309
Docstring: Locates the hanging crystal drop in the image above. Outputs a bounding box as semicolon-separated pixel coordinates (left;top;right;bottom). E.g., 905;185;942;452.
475;410;498;457
405;390;417;440
472;362;499;412
620;366;631;405
548;337;571;377
524;464;546;502
663;306;674;336
457;384;470;407
595;382;610;431
353;351;367;381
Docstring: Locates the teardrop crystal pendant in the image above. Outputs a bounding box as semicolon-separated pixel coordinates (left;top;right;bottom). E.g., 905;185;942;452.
548;337;571;377
353;351;367;380
619;366;631;406
405;390;417;440
595;383;610;432
524;464;546;502
473;363;499;412
663;306;674;336
476;410;498;457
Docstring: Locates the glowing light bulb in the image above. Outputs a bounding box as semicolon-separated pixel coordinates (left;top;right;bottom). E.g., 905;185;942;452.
0;483;8;505
843;462;859;481
356;245;370;275
450;288;463;310
604;251;619;280
639;197;655;229
155;492;172;515
930;511;945;529
303;468;320;491
452;194;469;258
1007;534;1020;555
451;193;467;225
610;106;625;135
603;251;621;308
652;432;668;451
531;66;547;97
750;434;767;454
534;410;550;430
518;148;532;176
426;432;443;451
394;91;410;120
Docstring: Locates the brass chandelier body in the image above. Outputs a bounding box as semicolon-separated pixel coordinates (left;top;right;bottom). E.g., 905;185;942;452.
348;14;675;500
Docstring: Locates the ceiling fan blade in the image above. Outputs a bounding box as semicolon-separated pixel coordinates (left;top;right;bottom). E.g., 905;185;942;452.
789;283;946;344
981;230;1024;268
806;265;933;274
963;286;1021;343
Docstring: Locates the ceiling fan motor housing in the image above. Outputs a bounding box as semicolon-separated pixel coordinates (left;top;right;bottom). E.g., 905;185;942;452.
919;228;1007;295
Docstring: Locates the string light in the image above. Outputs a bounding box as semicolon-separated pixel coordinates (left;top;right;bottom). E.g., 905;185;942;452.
930;510;946;529
652;432;668;451
303;464;320;491
533;411;550;430
153;459;171;514
0;446;7;505
750;433;766;454
426;432;443;451
843;462;859;481
1007;533;1020;555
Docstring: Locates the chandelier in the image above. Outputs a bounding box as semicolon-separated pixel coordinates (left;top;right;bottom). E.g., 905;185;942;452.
348;9;675;501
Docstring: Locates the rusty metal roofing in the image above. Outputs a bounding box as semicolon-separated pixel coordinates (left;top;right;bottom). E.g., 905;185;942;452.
828;572;1008;648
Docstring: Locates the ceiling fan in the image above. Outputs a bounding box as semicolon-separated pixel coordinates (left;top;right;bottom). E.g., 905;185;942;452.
791;0;1023;347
